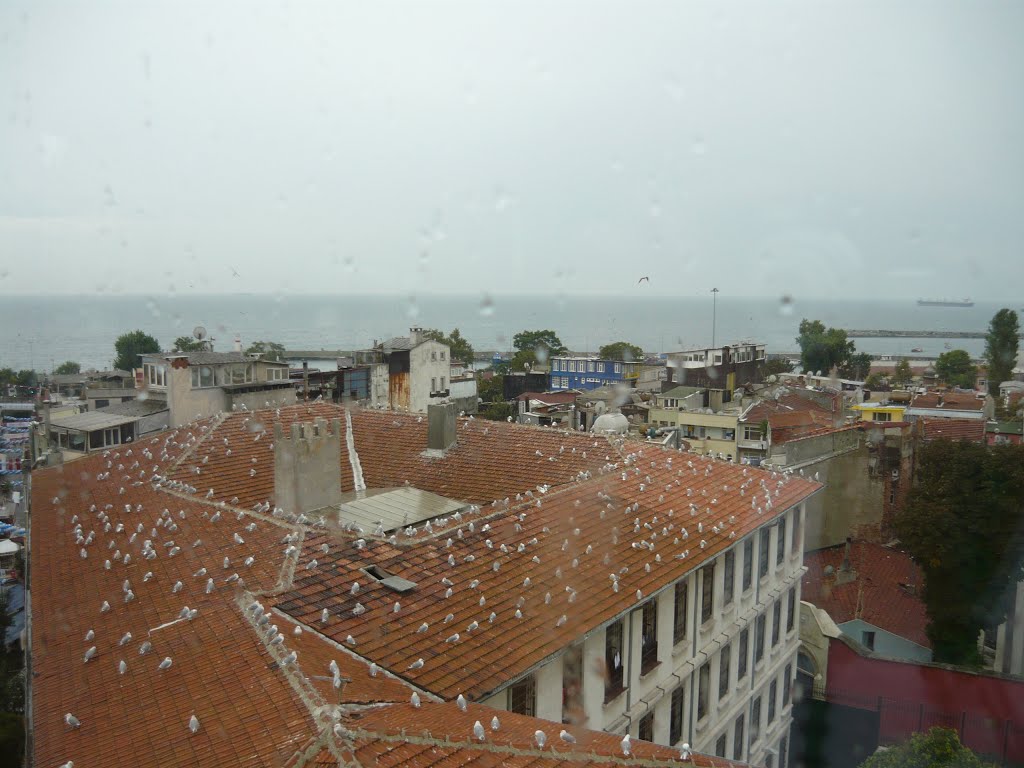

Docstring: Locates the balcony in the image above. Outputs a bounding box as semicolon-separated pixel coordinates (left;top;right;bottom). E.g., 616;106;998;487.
738;439;767;451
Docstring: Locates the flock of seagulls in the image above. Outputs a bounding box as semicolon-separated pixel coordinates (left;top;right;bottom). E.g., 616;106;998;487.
46;402;811;767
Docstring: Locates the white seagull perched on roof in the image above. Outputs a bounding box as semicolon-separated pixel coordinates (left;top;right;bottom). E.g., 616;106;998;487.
456;694;467;712
64;713;81;728
534;730;546;748
559;729;576;744
473;720;485;741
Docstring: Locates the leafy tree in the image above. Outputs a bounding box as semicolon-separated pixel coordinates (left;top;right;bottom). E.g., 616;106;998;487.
762;358;794;378
796;319;855;375
477;373;504;403
478;401;516;422
983;308;1020;395
14;371;37;388
171;335;207;353
0;369;14;387
935;349;977;389
113;330;161;371
53;361;80;375
513;330;566;357
839;352;873;381
509;348;539;372
864;372;887;390
599;341;644;362
422;328;474;365
892;358;913;387
895;441;1024;664
858;727;995;768
245;341;286;362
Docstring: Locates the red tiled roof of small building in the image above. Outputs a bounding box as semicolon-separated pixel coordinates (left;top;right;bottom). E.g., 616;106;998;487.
802;541;929;649
910;391;985;411
31;407;816;767
920;418;986;443
741;392;833;426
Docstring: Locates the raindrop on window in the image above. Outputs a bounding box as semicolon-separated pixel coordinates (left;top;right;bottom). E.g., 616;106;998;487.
779;295;795;316
407;296;420;320
479;294;495;317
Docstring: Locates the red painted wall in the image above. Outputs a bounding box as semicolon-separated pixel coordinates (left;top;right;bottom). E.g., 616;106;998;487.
826;640;1024;761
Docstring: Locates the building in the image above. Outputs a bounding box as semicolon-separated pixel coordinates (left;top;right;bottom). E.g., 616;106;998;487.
737;392;840;466
30;401;820;767
46;398;171;454
665;344;766;391
515;390;579;427
648;386;742;460
988;420;1024;445
139;350;294;427
905;390;993;421
852;402;906;424
801;540;931;663
370;327;455;413
549;356;641;392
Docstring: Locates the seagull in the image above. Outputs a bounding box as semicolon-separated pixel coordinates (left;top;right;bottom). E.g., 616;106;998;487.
534;730;546;748
64;713;81;728
456;694;467;712
158;657;173;670
408;658;424;670
559;729;576;744
621;734;631;756
473;721;486;741
637;276;650;284
189;714;200;734
491;716;500;731
410;692;421;708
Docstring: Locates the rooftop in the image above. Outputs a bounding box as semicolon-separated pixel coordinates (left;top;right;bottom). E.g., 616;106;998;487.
802;541;929;649
96;398;169;419
31;404;818;767
48;410;140;432
910;391;986;411
921;418;987;443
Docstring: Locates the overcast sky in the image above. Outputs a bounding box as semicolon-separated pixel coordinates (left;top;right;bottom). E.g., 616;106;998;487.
2;1;1022;299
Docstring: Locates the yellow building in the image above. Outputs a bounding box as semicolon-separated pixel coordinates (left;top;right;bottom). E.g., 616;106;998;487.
648;386;741;459
852;402;906;424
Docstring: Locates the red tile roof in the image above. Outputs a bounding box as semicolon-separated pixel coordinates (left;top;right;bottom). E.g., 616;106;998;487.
920;418;986;443
910;391;985;411
741;392;833;426
31;407;818;767
516;391;581;405
802;541;929;649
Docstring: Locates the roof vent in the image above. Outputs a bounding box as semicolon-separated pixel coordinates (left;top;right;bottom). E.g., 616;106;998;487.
362;565;417;593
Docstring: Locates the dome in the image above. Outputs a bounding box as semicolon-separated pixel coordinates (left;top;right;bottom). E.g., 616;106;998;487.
590;412;629;435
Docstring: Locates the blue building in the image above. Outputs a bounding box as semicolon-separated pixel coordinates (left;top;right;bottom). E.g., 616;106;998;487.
549;357;641;391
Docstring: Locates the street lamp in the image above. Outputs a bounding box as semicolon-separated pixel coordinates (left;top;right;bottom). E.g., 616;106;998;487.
711;288;720;348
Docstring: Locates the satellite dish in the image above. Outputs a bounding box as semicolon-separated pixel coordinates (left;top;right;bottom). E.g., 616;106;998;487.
193;325;207;341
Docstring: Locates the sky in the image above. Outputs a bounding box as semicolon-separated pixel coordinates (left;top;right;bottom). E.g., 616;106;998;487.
1;0;1022;299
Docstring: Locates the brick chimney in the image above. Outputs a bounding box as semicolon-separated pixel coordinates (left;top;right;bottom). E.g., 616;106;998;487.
273;417;343;515
409;327;424;346
426;403;457;453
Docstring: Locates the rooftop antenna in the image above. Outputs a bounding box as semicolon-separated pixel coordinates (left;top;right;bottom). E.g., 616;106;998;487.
193;325;210;352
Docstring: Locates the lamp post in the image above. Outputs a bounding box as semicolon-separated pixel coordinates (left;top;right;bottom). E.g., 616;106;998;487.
711;288;720;348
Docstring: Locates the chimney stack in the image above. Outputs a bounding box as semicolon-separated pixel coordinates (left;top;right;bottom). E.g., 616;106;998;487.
234;335;242;353
841;536;852;572
427;403;457;453
273;417;343;515
409;327;423;346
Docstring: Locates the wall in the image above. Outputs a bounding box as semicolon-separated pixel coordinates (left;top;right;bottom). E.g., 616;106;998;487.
166;365;225;427
137;409;170;435
646;408;740;459
825;638;1024;762
837;619;932;663
228;385;296;412
449;376;478;415
996;580;1024;677
408;340;451;413
799;601;842;691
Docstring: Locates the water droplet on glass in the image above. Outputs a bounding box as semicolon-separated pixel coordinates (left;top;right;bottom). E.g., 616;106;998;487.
138;390;149;402
535;347;549;365
343;257;355;274
145;300;161;319
649;200;662;218
779;295;795;316
407;296;420;320
494;189;510;212
479;294;495;317
691;137;706;157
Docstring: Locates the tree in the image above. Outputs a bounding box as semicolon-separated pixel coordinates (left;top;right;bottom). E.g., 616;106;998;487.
599;341;644;362
895;441;1024;665
171;336;207;353
796;319;855;375
422;328;474;365
935;349;977;389
14;370;37;388
53;361;80;375
983;308;1020;395
864;372;887;390
762;358;794;378
892;358;913;388
113;330;161;371
858;727;995;768
245;341;286;362
839;352;873;381
477;373;504;403
513;330;567;358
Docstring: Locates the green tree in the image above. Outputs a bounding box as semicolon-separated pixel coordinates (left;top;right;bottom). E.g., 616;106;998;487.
478;401;516;422
113;330;161;371
171;335;207;353
513;330;566;357
762;358;795;378
53;361;80;375
14;371;37;388
245;341;286;362
892;358;913;387
858;727;995;768
477;373;504;403
864;372;887;390
598;341;644;362
796;319;855;375
422;328;474;365
0;369;14;387
935;349;977;389
983;308;1020;395
839;352;873;380
895;441;1024;664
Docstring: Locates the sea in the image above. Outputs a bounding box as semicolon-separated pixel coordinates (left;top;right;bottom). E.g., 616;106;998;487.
0;294;1014;372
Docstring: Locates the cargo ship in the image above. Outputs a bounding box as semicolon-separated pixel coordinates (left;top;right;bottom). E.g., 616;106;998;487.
917;298;974;307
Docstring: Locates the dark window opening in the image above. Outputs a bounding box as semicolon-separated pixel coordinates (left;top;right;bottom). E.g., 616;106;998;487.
751;696;761;744
638;711;654;742
759;528;770;578
605;620;625;701
787;587;796;633
701;563;715;623
776;517;786;565
509;675;536;717
719;643;731;699
698;662;710;720
670;684;685;745
772;601;781;647
862;630;876;651
755;614;766;663
783;663;792;707
640;600;658;674
734;713;745;760
715;733;727;757
768;680;777;723
673;580;688;643
723;549;735;606
743;539;753;590
738;628;749;679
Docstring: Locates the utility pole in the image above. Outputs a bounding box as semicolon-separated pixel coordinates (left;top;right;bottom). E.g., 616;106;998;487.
711;288;720;348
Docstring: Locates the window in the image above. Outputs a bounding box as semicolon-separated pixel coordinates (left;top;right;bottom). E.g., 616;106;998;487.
587;361;594;372
431;377;436;392
791;508;800;552
872;411;892;421
641;600;658;674
768;680;777;723
743;425;761;441
605;620;625;700
440;376;446;390
509;675;536;716
743;539;753;591
673;580;688;643
191;365;214;388
701;563;715;623
776;517;786;565
562;645;583;723
723;428;735;440
723;549;735;606
267;366;286;381
738;628;749;679
862;630;876;651
734;713;745;760
780;735;789;768
94;399;109;409
889;483;897;504
103;427;121;447
670;684;685;745
759;529;770;578
755;614;766;663
750;696;761;744
440;350;445;360
772;601;781;647
431;351;436;361
144;363;166;388
638;711;654;742
614;363;622;373
718;643;731;699
783;663;792;706
698;662;710;720
787;587;796;633
715;733;727;757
